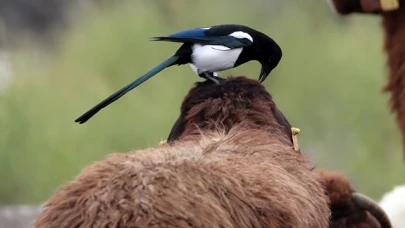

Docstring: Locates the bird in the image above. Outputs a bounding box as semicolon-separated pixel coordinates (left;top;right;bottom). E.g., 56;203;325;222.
74;24;282;124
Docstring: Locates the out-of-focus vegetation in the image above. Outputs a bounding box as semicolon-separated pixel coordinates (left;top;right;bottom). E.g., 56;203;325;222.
0;0;404;205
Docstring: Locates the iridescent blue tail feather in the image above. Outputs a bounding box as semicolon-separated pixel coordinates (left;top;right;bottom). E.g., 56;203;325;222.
74;56;179;124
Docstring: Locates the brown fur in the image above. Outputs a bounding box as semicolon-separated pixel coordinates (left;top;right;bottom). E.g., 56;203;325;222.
328;0;405;159
165;76;389;227
329;0;365;14
167;76;293;146
381;5;405;160
319;170;385;228
167;76;392;227
33;76;330;228
329;0;386;14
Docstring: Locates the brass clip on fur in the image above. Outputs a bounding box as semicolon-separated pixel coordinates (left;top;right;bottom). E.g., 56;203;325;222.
291;127;300;151
159;140;168;146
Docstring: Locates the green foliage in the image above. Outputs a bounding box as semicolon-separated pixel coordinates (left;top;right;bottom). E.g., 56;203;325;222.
0;0;404;204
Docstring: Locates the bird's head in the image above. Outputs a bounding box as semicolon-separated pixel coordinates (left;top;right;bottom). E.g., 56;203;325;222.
326;0;401;15
254;35;282;83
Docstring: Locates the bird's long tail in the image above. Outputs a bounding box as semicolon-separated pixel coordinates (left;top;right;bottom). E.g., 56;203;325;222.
74;55;180;124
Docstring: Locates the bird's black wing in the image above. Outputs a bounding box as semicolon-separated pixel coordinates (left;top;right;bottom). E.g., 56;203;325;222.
151;26;253;49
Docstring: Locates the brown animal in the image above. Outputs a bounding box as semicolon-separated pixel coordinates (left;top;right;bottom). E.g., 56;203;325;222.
327;0;405;159
33;76;331;228
166;76;392;228
319;170;392;228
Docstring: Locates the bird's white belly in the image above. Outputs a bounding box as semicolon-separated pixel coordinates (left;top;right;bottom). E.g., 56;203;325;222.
191;44;242;73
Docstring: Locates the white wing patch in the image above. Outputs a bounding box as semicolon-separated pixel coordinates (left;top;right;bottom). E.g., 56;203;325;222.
191;44;242;73
229;31;253;42
210;45;231;51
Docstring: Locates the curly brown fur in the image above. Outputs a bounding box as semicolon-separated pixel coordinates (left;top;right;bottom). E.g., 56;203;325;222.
33;76;330;228
319;170;391;228
33;127;330;228
167;76;293;146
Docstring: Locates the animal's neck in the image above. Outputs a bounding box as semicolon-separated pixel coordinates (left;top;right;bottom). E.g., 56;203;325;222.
382;7;405;79
382;6;405;157
181;120;293;147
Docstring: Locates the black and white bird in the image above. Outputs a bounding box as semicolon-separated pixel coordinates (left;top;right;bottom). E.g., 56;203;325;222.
75;24;282;124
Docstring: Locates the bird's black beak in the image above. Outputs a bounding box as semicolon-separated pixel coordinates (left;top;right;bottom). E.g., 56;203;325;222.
259;63;272;83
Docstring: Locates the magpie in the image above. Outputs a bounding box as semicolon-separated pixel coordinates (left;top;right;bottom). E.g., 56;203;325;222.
74;24;282;124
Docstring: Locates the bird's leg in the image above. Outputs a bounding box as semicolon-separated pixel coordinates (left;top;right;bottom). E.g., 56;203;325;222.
203;72;220;85
198;71;223;85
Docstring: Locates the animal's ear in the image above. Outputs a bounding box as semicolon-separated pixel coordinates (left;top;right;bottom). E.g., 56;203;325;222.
270;105;293;143
167;115;187;142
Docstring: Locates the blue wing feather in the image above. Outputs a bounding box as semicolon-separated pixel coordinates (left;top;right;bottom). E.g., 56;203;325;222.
168;28;211;40
152;27;252;49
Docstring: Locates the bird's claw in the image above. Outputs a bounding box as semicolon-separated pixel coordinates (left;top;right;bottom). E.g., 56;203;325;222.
207;76;221;85
202;72;223;85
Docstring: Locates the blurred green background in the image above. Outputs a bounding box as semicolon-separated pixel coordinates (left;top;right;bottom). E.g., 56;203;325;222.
0;0;404;205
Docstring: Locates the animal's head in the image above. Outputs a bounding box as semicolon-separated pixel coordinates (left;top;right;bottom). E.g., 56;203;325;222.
327;0;401;15
167;76;293;146
319;170;392;228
